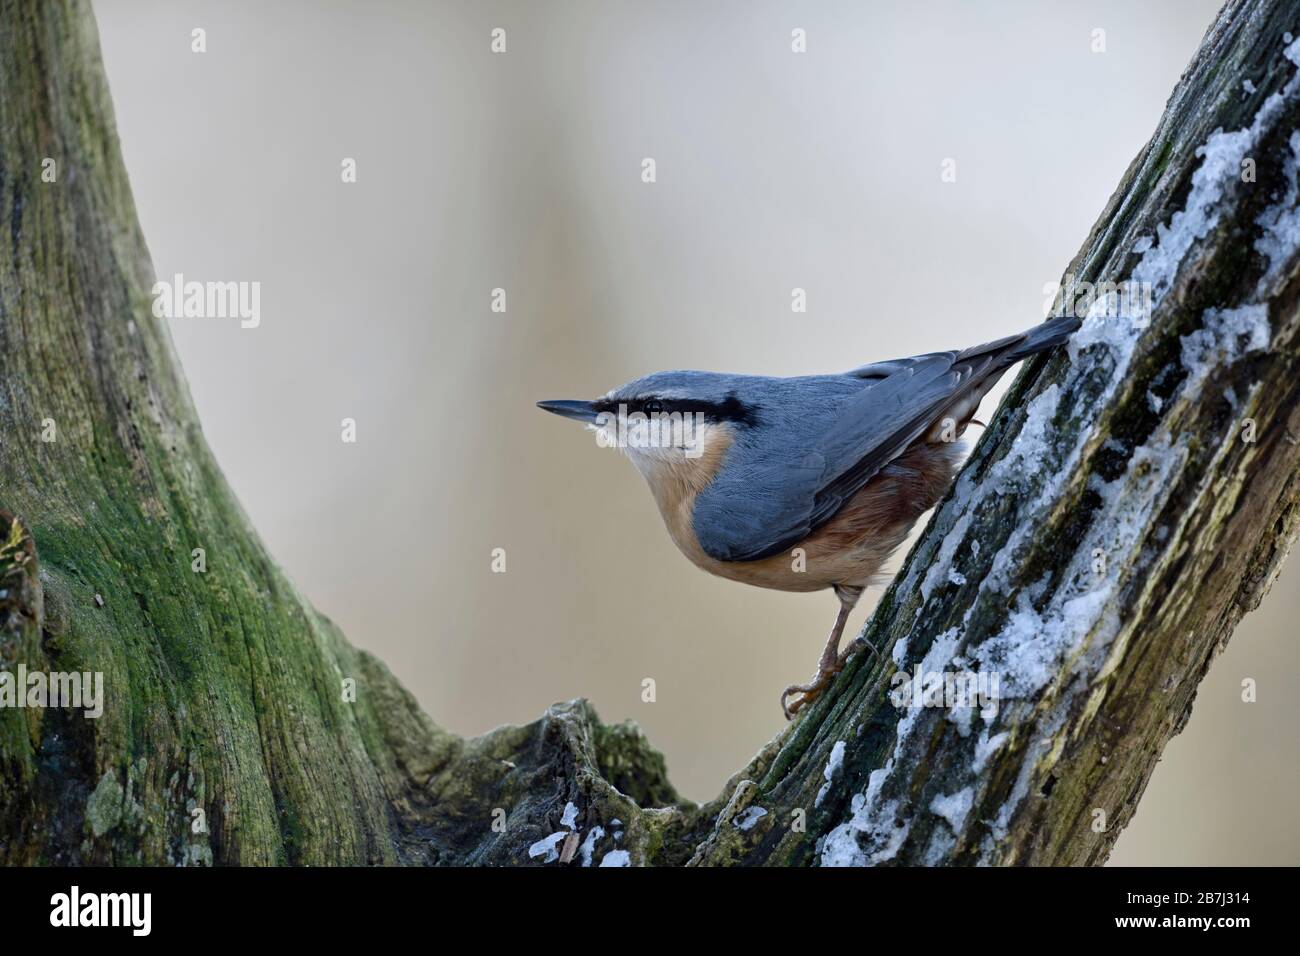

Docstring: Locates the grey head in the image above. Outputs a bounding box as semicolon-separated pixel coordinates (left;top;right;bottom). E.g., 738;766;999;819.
537;370;770;428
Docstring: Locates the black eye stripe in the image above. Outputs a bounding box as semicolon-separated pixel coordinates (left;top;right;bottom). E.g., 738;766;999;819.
592;393;759;427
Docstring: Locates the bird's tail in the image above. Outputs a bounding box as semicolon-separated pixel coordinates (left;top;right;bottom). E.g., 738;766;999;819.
846;315;1082;383
1005;314;1082;361
956;314;1081;371
931;314;1081;434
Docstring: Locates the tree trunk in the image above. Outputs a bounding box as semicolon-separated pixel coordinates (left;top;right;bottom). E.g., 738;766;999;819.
2;0;1297;866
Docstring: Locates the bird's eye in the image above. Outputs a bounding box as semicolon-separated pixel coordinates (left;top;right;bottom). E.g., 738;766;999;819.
644;399;664;415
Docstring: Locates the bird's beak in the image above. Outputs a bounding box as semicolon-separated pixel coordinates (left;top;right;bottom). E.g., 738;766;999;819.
537;399;600;424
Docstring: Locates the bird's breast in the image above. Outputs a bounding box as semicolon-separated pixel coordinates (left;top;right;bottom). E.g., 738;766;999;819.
640;435;963;595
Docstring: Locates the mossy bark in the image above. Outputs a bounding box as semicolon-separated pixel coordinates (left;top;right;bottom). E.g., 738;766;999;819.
1;0;1297;866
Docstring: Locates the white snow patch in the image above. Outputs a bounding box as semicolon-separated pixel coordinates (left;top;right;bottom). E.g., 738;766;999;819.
819;629;962;865
1257;130;1300;292
599;849;631;867
1180;303;1271;391
898;471;976;603
972;428;1184;712
1240;37;1300;293
947;697;975;737
821;798;910;867
919;510;973;603
578;826;605;867
1065;55;1296;382
923;827;958;865
972;590;1109;700
528;831;567;863
891;634;910;667
1066;292;1141;367
973;729;1010;773
930;788;974;832
559;801;579;830
815;740;847;808
987;384;1062;493
735;806;768;831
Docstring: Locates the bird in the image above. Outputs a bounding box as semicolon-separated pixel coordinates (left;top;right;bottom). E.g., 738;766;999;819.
538;315;1080;719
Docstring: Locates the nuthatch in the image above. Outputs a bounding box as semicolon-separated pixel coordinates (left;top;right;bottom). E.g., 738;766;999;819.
539;315;1079;719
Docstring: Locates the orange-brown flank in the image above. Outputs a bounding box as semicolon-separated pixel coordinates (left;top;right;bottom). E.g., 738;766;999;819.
637;423;962;593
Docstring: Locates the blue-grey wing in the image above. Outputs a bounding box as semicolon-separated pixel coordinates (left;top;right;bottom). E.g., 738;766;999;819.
692;353;980;562
691;317;1079;562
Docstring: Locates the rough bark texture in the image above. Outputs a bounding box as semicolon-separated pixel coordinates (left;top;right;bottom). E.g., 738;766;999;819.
1;0;1297;866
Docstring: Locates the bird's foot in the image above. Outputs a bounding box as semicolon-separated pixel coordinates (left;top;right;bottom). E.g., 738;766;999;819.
781;638;878;720
780;673;834;720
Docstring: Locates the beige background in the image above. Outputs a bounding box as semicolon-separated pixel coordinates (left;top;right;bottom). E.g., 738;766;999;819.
92;0;1297;864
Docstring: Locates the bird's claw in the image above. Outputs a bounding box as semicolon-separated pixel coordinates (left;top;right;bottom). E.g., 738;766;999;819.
781;638;878;720
781;676;830;720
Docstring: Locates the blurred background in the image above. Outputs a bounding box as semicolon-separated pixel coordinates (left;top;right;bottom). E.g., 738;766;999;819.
91;0;1296;864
